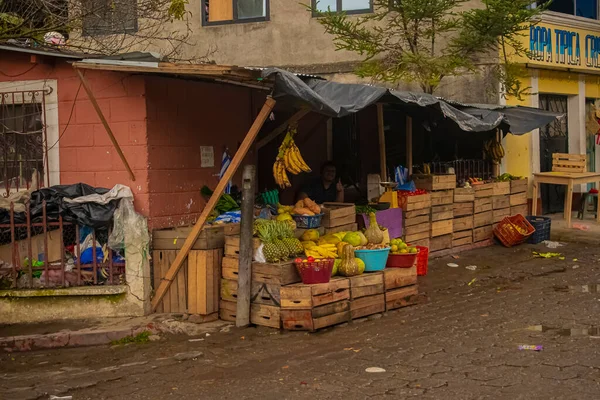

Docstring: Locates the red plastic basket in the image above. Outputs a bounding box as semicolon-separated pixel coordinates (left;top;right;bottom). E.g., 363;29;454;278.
493;214;536;247
386;252;418;268
415;246;429;276
295;259;334;284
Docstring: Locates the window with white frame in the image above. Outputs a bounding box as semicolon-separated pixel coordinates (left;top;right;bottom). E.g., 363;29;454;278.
312;0;372;14
0;81;59;195
202;0;269;25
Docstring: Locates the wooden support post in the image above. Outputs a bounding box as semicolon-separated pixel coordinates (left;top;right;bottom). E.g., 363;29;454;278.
236;165;256;327
377;104;387;181
151;97;276;312
255;108;310;150
75;68;136;181
406;116;413;176
494;129;501;177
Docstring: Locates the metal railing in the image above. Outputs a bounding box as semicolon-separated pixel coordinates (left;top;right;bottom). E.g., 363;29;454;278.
428;159;495;183
0;201;125;289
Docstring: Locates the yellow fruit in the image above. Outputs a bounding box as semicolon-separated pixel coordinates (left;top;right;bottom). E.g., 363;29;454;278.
276;213;292;221
321;235;341;245
391;245;399;252
301;229;320;242
400;249;408;254
409;247;418;254
355;258;366;274
333;232;347;241
302;241;316;249
399;242;408;250
343;232;362;247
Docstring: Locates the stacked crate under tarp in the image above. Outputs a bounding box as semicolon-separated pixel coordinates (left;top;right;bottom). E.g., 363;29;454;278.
510;178;529;216
401;193;431;247
220;232;301;328
473;183;495;244
492;182;511;224
452;188;474;249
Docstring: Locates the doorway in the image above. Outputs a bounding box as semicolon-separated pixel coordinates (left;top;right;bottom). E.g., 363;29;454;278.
539;94;569;214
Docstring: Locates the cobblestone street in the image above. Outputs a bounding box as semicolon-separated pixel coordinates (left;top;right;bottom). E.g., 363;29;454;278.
2;242;600;399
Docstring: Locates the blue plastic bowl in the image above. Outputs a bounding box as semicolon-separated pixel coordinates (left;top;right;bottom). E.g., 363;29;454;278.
354;248;391;272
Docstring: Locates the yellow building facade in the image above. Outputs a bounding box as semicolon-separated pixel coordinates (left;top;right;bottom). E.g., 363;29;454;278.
503;11;600;211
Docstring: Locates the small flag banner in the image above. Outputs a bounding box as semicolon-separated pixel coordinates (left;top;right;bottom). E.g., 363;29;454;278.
220;150;232;194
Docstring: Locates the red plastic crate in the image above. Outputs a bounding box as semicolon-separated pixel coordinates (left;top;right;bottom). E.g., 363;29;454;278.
493;214;535;247
415;246;429;276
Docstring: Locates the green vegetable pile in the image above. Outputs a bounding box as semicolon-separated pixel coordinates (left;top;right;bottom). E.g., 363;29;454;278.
495;173;523;182
201;186;240;214
355;205;377;215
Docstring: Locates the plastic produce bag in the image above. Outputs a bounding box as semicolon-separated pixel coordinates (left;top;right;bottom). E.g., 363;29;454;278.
253;243;266;263
108;197;149;253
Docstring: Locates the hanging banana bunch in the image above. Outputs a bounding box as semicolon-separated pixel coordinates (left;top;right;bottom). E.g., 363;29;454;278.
273;124;312;188
483;137;505;165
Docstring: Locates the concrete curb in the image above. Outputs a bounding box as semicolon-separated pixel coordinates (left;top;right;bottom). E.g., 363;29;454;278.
1;323;157;352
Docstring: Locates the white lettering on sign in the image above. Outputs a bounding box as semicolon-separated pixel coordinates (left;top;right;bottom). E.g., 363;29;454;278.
200;146;214;168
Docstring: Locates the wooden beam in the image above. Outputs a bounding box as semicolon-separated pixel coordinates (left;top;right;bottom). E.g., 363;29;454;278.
236;165;256;327
377;104;387;181
75;69;136;181
406;116;413;176
255;108;310;150
151;97;277;312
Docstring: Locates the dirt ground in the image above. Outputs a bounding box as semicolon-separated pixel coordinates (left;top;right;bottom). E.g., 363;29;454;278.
2;241;600;399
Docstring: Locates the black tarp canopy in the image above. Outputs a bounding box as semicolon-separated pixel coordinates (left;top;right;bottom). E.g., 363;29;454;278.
262;68;561;135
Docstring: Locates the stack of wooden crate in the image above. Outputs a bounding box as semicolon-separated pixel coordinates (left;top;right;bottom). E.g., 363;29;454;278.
402;193;432;247
219;233;301;328
383;266;419;311
280;278;351;331
492;182;511;224
473;183;495;244
429;189;454;253
322;203;357;234
152;224;230;317
510;178;529;216
452;187;475;249
348;272;385;319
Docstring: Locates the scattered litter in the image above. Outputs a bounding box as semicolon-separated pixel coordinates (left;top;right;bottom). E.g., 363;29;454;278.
344;347;362;353
50;396;72;400
205;333;211;337
188;338;204;342
573;258;578;262
365;367;386;373
542;240;564;249
220;326;231;333
468;278;477;286
572;265;580;269
240;336;245;340
559;257;565;260
533;252;563;259
518;345;543;351
447;263;459;268
173;237;178;245
465;265;477;271
282;365;289;369
573;223;590;231
480;313;489;317
451;255;460;259
300;381;308;385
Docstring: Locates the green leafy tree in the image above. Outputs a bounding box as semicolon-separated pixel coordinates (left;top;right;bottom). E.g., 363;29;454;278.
310;0;546;99
0;0;195;59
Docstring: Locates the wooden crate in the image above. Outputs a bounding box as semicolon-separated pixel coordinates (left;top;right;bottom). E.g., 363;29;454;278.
322;203;356;228
431;205;453;222
219;300;236;322
224;235;261;258
431;220;453;237
552;153;586;173
493;208;511;223
281;301;350;331
152;225;227;250
405;231;430;243
325;222;357;235
413;174;456;191
153;249;222;315
474;183;494;198
401;193;431;211
404;214;430;227
430;234;452;251
351;294;385;319
385;286;419;311
473;225;494;242
453;202;474;217
220;279;282;307
454;187;475;202
404;208;430;219
474;198;492;213
349;272;384;300
224;224;241;236
251;304;281;329
453;216;473;231
492;195;510;210
510;192;528;207
404;222;430;237
452;232;473;247
510;178;528;194
409;237;430;247
511;204;529;216
492;181;510;196
473;211;493;228
281;278;350;309
383;266;417;291
221;258;301;286
430;190;454;206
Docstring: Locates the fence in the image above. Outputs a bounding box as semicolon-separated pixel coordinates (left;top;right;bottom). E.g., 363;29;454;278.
429;159;494;183
0;201;125;289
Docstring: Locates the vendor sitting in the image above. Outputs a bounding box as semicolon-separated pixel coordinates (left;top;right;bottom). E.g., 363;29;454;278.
298;161;344;204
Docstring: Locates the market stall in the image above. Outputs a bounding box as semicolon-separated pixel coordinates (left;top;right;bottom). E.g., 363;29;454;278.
150;69;563;331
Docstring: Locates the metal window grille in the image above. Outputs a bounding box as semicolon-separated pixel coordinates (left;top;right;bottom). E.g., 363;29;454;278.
0;90;49;197
429;159;494;183
82;0;138;35
540;94;568;139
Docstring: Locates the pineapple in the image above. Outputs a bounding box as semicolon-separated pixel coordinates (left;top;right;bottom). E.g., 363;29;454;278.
257;223;279;263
